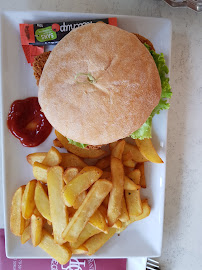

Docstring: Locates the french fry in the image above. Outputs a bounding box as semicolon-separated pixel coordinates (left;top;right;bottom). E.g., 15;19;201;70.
31;214;43;247
70;223;100;249
119;196;129;223
53;138;64;148
34;181;51;222
22;180;37;219
98;204;108;220
122;151;133;161
62;166;103;207
127;169;141;185
21;224;31;244
126;200;151;224
111;140;125;159
55;130;106;158
125;190;142;218
96;156;110;169
73;191;87;209
84;228;116;255
43;220;53;235
63;167;80;184
107;157;124;226
101;171;111;180
136;163;146;188
42;146;62;166
47;166;68;245
27;152;46;165
112;220;122;229
42;183;48;195
123;143;148;162
25;219;31;228
60;153;87;168
135;139;163;163
10;186;25;236
11;138;152;260
109;141;119;150
122;152;136;168
39;230;71;265
124;176;141;190
89;209;108;233
123;159;136;168
47;220;52;226
134;199;151;221
33;207;43;219
33;162;48;183
72;245;88;255
102;194;109;208
62;179;112;243
116;222;128;234
124;166;133;175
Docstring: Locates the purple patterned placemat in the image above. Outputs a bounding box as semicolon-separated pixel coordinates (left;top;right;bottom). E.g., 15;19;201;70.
0;229;127;270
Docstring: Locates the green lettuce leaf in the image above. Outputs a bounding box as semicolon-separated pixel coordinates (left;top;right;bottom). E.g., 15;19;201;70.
67;138;88;149
131;116;152;140
130;44;172;140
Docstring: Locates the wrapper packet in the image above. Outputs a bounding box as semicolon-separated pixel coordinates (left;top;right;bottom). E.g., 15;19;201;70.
0;229;126;270
19;18;117;65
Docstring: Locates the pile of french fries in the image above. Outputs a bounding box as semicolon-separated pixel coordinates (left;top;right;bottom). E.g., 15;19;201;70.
10;130;163;264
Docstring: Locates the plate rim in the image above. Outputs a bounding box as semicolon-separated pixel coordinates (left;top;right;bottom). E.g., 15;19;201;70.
0;10;172;259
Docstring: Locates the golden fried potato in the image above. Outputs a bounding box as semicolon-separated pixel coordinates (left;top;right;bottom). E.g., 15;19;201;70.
135;139;163;163
21;224;31;244
84;228;116;255
22;180;37;219
111;140;125;159
60;153;87;168
42;146;62;166
124;143;148;162
39;229;71;265
63;167;80;184
107;157;124;226
62;166;102;207
31;214;43;247
10;186;25;236
33;162;48;183
47;166;68;245
136;163;146;188
34;181;51;222
27;152;47;165
125;190;143;218
127;169;141;185
62;180;112;243
96;156;111;170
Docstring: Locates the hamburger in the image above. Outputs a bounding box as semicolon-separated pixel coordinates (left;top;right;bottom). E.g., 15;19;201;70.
35;22;172;148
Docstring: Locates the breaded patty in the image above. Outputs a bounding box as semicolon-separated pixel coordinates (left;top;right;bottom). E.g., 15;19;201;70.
134;33;155;51
33;51;51;86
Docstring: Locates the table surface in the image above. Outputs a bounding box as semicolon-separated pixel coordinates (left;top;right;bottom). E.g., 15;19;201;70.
0;0;202;269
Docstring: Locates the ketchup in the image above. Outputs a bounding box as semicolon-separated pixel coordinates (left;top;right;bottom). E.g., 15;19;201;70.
7;97;52;147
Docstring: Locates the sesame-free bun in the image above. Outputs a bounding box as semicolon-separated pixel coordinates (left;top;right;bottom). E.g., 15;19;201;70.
38;23;161;145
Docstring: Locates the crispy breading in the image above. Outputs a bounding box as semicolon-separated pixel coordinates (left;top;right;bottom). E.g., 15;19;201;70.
33;51;51;86
86;144;102;150
134;33;155;51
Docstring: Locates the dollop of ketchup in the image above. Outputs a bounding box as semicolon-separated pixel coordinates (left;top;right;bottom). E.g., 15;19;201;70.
7;97;52;147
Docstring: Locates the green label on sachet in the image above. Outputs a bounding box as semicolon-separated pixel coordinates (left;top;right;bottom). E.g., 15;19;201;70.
35;26;57;42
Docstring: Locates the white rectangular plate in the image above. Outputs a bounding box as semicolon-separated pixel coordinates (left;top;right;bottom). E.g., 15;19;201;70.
1;11;172;259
